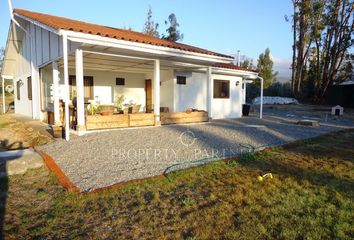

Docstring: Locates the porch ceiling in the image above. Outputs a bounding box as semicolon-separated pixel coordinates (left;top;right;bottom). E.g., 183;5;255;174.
57;44;210;73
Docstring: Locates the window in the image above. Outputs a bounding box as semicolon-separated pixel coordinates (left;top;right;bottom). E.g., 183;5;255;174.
177;76;186;85
214;80;230;98
69;75;94;100
116;78;125;86
16;80;21;100
27;77;32;100
84;77;94;99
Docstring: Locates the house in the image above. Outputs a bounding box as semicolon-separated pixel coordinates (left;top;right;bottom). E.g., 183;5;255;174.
1;9;260;140
327;79;354;108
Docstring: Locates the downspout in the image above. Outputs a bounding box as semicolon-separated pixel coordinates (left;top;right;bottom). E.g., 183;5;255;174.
8;0;37;119
259;76;263;119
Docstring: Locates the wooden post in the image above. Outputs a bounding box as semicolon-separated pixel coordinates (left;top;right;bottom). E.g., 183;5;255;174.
75;48;85;132
62;33;70;141
153;59;161;125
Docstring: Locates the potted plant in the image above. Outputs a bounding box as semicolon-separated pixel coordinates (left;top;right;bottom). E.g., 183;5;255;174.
100;105;115;115
87;102;99;115
116;95;125;113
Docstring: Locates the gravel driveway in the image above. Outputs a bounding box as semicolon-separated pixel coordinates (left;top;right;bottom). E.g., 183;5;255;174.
37;110;354;192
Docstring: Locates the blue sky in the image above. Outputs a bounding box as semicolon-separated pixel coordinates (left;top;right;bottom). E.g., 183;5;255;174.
0;0;293;80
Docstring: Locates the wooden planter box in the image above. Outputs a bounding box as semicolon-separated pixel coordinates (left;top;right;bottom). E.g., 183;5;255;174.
86;113;155;130
128;113;155;127
161;111;208;125
86;114;129;130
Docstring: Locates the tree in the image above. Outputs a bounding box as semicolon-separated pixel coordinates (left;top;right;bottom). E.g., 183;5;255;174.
240;58;255;69
288;0;353;101
336;53;354;83
142;6;159;37
162;13;183;42
256;48;278;88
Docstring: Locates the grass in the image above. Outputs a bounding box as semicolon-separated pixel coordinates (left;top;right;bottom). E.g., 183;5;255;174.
1;130;354;239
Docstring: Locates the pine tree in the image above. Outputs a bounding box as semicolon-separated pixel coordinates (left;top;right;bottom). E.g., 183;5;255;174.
256;48;278;88
142;6;159;37
162;13;183;42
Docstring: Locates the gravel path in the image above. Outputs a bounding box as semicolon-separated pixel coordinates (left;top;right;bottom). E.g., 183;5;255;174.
37;111;354;192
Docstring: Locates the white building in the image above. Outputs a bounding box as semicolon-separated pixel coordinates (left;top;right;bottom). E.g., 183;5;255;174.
1;9;260;139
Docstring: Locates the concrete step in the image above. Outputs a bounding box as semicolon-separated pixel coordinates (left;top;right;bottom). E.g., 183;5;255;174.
0;149;44;177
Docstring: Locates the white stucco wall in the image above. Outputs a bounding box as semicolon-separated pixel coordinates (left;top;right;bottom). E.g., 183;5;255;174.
175;72;207;112
59;69;147;111
14;75;32;117
145;69;174;111
173;72;243;119
159;70;174;111
211;74;243;119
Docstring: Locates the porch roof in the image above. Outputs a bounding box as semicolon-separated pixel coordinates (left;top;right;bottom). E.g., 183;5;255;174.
13;8;233;59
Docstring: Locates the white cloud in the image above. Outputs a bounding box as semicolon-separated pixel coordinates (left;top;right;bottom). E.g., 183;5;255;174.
271;55;292;83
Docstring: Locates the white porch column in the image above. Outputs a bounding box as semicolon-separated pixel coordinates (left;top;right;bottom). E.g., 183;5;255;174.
63;34;70;141
207;66;213;119
75;48;85;132
1;76;5;114
153;59;161;125
52;61;60;125
259;77;263;119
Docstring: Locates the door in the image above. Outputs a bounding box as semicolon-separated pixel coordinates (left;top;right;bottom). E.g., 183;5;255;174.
145;79;152;113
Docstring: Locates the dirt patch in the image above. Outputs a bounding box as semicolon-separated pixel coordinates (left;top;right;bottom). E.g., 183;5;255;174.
0;115;52;151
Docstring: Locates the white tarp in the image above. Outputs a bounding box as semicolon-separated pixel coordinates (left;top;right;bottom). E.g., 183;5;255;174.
253;96;299;105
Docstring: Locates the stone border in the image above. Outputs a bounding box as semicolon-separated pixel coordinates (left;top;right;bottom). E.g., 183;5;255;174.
35;149;80;193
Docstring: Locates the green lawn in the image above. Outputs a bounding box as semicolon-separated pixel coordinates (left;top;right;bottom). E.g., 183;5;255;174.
1;130;353;239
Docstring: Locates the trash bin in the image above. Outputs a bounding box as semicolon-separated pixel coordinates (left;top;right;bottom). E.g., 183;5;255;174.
242;104;251;116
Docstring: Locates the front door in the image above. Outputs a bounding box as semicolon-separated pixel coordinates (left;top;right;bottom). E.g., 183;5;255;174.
145;79;152;113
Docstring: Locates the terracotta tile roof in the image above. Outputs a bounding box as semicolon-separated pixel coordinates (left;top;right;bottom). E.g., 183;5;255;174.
14;9;233;59
213;63;258;73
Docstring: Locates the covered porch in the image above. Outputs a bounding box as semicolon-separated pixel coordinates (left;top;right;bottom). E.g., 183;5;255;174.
42;43;213;139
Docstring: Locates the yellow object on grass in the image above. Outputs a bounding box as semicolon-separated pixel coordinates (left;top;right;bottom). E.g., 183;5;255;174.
257;173;273;182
